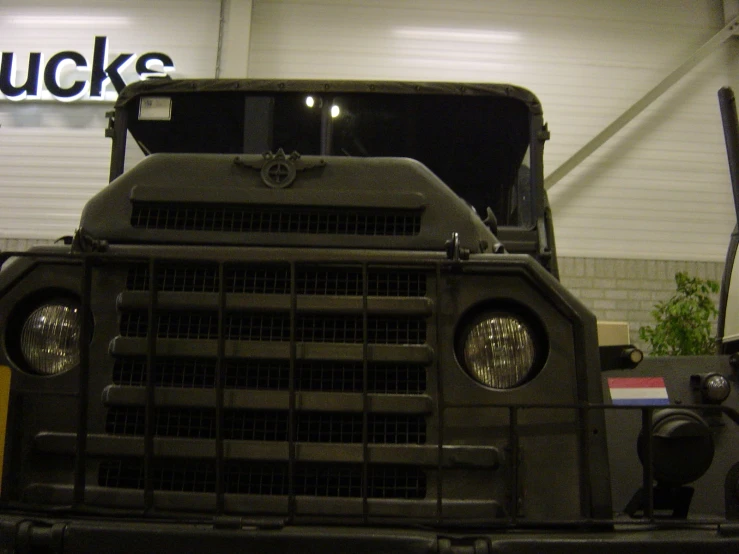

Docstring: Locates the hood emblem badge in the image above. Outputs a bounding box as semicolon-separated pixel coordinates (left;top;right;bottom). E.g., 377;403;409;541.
234;149;326;189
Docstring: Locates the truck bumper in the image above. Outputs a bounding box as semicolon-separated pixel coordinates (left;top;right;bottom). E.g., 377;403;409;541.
2;515;739;554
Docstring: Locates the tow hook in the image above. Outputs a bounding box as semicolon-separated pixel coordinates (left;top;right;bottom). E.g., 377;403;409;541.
438;537;490;554
11;521;66;554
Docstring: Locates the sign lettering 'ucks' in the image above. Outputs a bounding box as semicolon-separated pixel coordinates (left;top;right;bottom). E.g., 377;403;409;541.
0;36;175;102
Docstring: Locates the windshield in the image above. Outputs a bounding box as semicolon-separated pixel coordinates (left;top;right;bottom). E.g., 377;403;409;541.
125;90;533;227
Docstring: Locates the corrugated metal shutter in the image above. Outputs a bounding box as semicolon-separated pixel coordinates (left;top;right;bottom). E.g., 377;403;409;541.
248;0;733;261
0;107;110;241
0;0;219;245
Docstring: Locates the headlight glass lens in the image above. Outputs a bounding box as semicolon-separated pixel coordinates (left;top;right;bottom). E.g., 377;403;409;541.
20;304;81;375
463;314;536;389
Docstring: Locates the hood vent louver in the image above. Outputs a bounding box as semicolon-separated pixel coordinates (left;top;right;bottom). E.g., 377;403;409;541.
130;201;422;237
80;155;495;250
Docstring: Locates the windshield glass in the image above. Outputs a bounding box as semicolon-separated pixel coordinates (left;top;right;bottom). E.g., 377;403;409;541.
125;90;533;226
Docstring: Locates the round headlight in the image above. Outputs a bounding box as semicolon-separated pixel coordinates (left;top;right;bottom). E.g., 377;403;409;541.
462;314;537;389
20;304;81;375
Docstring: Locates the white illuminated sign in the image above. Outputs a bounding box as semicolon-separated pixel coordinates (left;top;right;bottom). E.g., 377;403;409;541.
0;36;175;102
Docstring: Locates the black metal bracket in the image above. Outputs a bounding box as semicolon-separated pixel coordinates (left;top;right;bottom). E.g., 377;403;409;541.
624;486;695;519
104;110;115;139
445;233;470;262
71;228;109;254
725;462;739;520
482;207;498;235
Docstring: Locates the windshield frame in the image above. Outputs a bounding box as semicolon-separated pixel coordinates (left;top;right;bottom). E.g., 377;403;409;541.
110;79;548;234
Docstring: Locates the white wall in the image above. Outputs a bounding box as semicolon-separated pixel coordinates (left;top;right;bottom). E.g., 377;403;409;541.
0;0;220;242
248;0;735;261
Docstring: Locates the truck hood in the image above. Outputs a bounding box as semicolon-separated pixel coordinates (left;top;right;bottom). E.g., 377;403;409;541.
80;153;497;252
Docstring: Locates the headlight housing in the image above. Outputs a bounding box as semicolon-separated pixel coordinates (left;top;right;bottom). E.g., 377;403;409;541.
19;303;81;376
458;310;545;389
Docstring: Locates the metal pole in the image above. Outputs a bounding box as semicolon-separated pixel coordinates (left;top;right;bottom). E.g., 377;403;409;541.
545;14;739;190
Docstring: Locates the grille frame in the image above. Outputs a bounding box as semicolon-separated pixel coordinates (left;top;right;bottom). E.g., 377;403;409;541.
97;256;438;519
10;250;513;524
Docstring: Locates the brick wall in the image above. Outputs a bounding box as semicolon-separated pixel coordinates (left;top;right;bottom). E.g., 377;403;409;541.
0;238;56;251
558;257;725;353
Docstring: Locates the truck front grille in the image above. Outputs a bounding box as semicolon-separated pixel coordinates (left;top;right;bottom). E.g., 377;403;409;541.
99;459;426;499
84;259;437;517
130;202;422;237
105;407;426;444
112;358;427;394
126;265;428;297
120;312;427;344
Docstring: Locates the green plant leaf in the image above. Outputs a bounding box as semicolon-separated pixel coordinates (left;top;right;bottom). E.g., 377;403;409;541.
638;272;718;356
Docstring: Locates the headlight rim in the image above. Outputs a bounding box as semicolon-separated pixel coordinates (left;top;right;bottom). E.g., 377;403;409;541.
5;289;87;378
454;301;549;391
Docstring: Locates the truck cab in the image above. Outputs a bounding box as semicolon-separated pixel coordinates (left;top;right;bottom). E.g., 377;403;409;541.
0;79;736;553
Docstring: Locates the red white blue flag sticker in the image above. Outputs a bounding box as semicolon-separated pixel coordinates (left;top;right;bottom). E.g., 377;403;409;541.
607;377;670;406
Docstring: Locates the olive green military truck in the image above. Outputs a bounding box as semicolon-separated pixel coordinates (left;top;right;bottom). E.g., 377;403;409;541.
0;80;737;553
